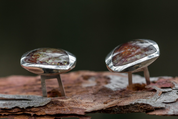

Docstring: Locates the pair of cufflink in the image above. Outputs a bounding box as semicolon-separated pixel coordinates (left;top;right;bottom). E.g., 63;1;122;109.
20;39;159;97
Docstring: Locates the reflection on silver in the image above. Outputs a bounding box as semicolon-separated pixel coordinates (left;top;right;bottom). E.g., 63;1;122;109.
105;39;160;85
21;49;76;75
20;48;77;97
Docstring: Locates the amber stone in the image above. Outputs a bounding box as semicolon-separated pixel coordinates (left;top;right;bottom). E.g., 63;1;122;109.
24;48;69;66
112;40;156;66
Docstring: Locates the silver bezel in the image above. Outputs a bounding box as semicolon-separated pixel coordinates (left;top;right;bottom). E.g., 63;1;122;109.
20;48;76;75
105;39;160;73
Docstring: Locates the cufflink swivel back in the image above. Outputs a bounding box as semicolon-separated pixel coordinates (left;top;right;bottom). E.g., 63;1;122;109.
20;48;76;97
105;39;160;85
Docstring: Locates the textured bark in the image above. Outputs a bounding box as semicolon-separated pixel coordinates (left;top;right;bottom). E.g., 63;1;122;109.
0;71;177;118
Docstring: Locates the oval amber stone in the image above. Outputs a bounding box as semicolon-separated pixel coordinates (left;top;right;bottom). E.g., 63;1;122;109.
112;40;156;66
24;48;69;66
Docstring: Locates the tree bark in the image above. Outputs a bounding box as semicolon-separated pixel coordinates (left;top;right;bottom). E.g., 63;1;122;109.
0;71;177;118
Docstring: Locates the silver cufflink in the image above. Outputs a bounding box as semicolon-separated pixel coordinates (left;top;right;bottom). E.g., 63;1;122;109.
105;39;160;85
20;48;76;97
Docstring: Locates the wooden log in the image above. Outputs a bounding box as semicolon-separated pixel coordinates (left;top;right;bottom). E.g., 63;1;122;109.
0;71;177;117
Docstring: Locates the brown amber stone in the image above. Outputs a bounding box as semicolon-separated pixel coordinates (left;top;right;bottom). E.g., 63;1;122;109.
112;40;156;66
24;48;69;66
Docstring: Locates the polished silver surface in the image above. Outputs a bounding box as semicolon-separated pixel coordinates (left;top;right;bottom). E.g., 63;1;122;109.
41;75;65;97
105;39;160;85
20;48;76;97
41;75;47;97
105;39;159;73
143;67;151;84
21;48;76;76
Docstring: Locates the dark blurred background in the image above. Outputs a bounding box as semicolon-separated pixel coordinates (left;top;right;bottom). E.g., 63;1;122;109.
0;0;178;77
0;1;178;119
